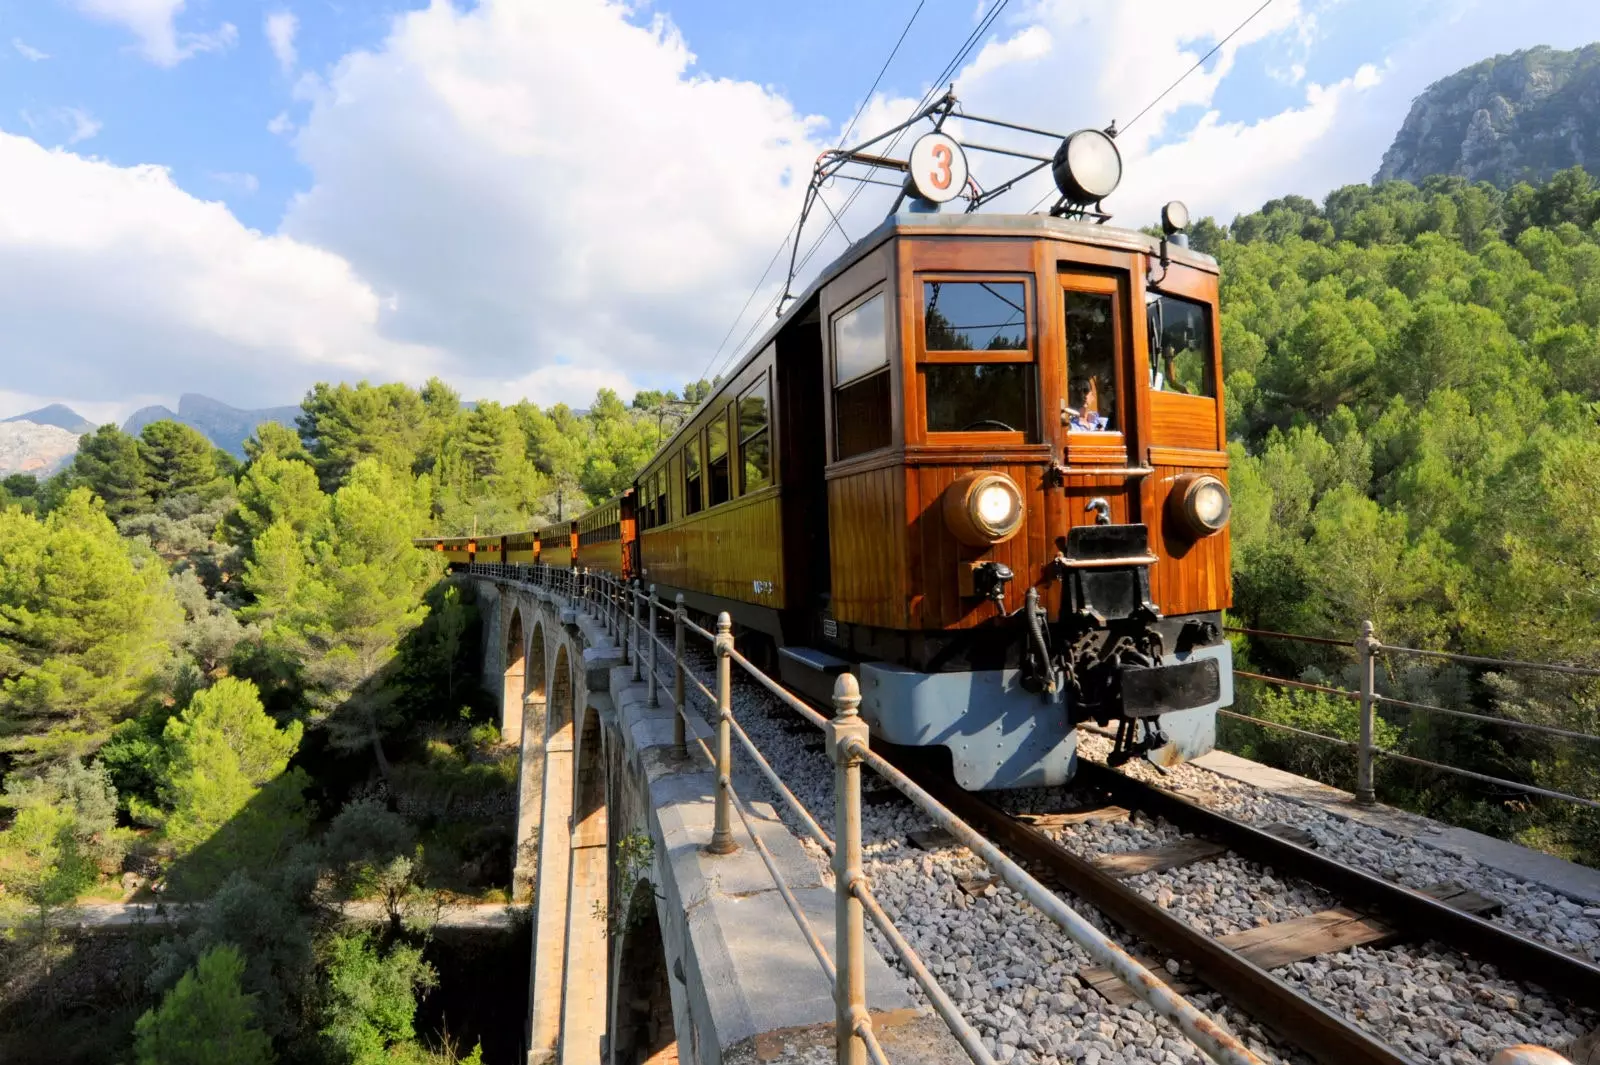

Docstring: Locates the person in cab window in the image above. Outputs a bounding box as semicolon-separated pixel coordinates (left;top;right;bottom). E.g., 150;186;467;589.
1067;376;1110;432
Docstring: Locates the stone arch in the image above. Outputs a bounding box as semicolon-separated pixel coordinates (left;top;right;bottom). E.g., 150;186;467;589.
608;879;678;1065
527;641;577;1063
560;702;610;1065
512;616;551;902
503;607;526;741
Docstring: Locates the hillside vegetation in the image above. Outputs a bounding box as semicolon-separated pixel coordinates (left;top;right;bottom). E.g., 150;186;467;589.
1208;169;1600;859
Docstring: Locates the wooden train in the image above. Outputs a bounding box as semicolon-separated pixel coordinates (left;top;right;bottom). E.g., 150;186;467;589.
418;116;1234;788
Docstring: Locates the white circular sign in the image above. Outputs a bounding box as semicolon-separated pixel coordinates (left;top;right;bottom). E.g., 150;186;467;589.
908;132;968;204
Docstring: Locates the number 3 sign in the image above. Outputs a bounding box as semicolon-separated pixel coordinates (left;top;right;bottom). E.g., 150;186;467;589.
907;132;968;205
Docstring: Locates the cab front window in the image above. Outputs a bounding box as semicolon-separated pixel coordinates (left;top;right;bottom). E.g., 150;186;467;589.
1147;291;1215;398
919;278;1036;439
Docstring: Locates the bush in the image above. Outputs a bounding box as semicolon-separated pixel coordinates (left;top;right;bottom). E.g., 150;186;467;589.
134;945;275;1065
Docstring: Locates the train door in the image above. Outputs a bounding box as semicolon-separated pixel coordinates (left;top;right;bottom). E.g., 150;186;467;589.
1056;269;1142;527
775;300;829;645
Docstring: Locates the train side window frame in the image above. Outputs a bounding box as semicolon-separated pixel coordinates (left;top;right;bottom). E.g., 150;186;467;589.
737;371;772;494
915;273;1038;443
683;434;703;516
707;404;732;507
831;287;892;461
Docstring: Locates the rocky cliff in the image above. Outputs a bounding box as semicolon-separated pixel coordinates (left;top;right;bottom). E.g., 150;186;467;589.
3;403;95;435
0;422;81;478
1375;44;1600;187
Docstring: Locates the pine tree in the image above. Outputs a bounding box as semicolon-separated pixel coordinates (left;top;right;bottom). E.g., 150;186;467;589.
135;945;276;1065
139;420;220;502
72;424;147;518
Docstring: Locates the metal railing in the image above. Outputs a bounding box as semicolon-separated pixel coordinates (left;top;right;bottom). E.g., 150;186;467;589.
1222;622;1600;810
464;561;1267;1065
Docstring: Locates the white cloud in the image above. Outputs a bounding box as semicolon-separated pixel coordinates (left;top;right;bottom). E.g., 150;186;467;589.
281;0;832;403
20;107;103;146
267;111;294;136
0;128;440;406
265;10;297;74
63;107;102;144
12;38;50;61
69;0;236;67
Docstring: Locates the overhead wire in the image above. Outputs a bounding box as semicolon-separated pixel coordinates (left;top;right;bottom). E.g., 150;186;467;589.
696;0;928;390
712;0;1015;382
1025;0;1280;214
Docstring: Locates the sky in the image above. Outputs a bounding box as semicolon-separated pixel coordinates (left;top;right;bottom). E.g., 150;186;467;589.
1;0;1599;425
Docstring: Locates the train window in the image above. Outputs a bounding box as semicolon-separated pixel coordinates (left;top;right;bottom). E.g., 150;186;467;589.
923;282;1027;351
738;375;771;493
833;291;892;460
656;470;668;525
684;437;703;515
834;292;887;383
708;408;732;507
1147;291;1216;398
925;364;1037;434
1064;290;1119;433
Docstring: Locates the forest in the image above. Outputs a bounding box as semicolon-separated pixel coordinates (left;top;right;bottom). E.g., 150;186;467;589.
0;167;1598;1062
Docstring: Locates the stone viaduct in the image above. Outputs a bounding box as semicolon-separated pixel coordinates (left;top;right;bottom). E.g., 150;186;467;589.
467;570;940;1065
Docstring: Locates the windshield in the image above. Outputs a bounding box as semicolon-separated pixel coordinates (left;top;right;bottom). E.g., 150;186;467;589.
1145;291;1214;398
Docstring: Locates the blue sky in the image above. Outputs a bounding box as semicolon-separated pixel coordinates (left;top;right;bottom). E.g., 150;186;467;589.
0;0;1598;423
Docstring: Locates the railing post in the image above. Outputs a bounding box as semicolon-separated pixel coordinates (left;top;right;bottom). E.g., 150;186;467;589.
648;585;660;708
673;594;687;754
631;580;643;680
1356;619;1377;805
707;612;739;856
829;673;870;1065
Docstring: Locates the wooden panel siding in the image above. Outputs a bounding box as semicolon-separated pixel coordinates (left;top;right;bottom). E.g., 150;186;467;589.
825;465;909;629
1145;462;1233;616
1149;392;1221;452
638;488;785;609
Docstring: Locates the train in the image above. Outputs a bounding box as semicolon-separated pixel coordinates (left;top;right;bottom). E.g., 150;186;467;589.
417;112;1234;789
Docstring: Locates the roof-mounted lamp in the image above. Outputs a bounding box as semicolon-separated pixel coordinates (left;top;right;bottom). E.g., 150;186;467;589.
1049;128;1122;215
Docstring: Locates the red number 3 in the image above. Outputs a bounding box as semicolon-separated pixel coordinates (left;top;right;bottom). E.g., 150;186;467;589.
929;143;952;190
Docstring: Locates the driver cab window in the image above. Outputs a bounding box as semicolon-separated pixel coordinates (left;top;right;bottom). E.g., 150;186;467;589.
920;279;1037;438
1064;290;1118;433
1146;291;1216;397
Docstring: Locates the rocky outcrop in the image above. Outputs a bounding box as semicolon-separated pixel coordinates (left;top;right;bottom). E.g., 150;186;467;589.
0;421;81;477
122;393;301;457
1375;44;1600;187
3;403;94;435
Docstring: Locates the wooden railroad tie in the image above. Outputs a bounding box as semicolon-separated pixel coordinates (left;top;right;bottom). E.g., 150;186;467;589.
1079;881;1502;1005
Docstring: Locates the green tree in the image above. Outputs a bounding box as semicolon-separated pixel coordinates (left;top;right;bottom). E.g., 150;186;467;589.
157;678;309;893
72;424;147;518
243;421;312;464
140;420;221;502
0;489;181;767
135;945;276;1065
319;932;437;1065
223;451;328;550
298;382;429;491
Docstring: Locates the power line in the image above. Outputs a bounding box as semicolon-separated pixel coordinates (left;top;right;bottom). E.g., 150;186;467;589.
696;0;928;390
1027;0;1279;214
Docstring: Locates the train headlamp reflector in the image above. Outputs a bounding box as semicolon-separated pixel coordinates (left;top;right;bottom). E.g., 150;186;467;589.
1052;129;1122;204
1162;200;1190;235
944;471;1025;546
1170;473;1231;537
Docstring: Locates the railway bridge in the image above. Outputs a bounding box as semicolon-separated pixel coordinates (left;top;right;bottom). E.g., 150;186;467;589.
461;563;1599;1065
473;566;944;1065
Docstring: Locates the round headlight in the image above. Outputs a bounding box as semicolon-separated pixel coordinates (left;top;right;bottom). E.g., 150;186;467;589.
1162;200;1190;234
1052;129;1122;204
1169;473;1231;537
943;471;1025;546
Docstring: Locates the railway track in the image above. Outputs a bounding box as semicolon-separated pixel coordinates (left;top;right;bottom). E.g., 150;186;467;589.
899;756;1600;1065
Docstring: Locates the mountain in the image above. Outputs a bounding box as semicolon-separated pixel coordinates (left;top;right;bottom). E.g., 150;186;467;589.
0;422;81;478
122;393;301;457
3;403;94;435
1376;44;1600;187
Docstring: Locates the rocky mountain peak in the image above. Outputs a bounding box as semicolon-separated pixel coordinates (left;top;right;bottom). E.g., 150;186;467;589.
1375;43;1600;187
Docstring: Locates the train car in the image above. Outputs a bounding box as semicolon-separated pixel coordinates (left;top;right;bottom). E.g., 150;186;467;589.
539;520;577;569
629;114;1233;788
575;491;636;578
506;530;539;565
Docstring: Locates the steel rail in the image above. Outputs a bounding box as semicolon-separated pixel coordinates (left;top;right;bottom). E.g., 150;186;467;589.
1075;760;1600;1008
902;762;1412;1065
847;743;1265;1065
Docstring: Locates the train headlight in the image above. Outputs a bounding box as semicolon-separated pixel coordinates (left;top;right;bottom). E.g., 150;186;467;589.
944;471;1025;546
1051;129;1122;205
1170;473;1231;537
